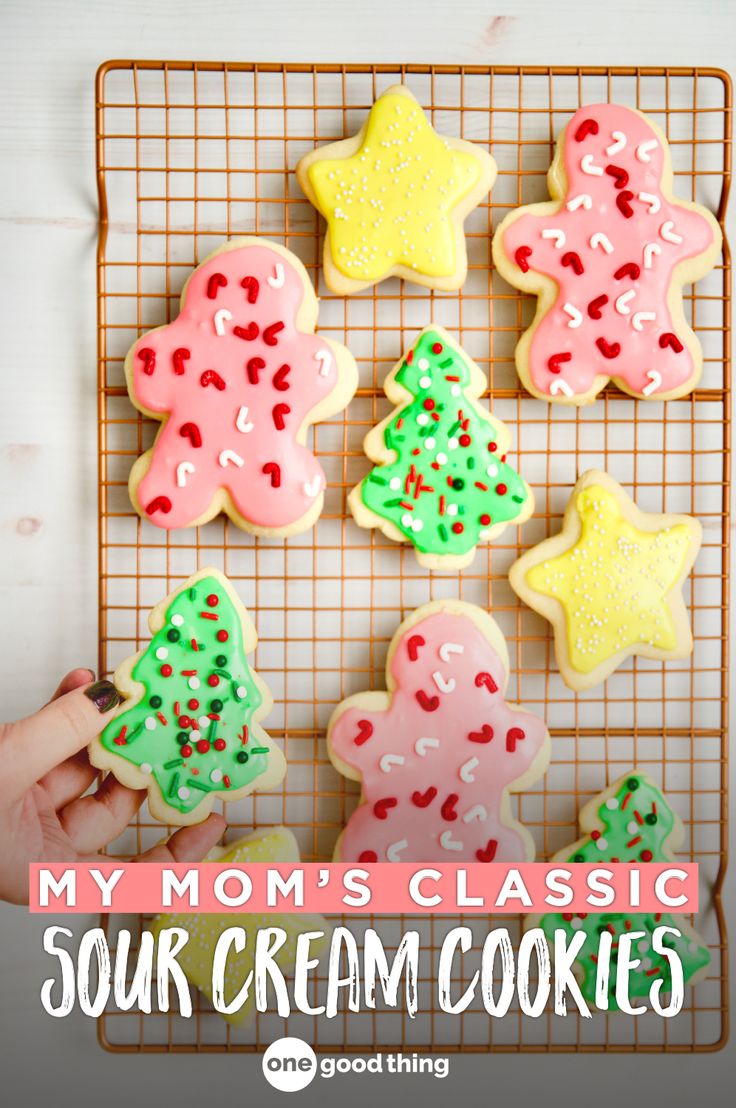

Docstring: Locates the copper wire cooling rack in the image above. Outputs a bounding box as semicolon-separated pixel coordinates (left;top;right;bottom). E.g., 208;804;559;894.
95;63;731;1053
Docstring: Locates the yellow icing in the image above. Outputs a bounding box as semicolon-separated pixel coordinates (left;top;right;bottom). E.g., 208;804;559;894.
151;829;329;1025
526;487;692;674
307;91;482;281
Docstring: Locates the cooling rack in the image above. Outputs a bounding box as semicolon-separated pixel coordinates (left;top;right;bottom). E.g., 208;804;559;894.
95;62;731;1053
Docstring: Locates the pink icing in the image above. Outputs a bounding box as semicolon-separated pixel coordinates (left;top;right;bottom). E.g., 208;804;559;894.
129;242;345;530
330;610;548;863
501;104;716;399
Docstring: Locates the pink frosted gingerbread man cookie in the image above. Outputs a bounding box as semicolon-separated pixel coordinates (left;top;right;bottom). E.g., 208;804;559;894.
327;600;550;863
127;237;358;532
493;104;722;404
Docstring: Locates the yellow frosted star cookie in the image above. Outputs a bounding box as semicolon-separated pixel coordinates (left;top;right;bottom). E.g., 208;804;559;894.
296;85;496;293
509;471;701;691
150;828;330;1024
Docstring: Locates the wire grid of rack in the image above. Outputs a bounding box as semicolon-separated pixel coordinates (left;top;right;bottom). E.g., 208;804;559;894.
95;62;731;1053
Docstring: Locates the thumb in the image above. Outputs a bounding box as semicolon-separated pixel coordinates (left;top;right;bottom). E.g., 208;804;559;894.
3;679;122;802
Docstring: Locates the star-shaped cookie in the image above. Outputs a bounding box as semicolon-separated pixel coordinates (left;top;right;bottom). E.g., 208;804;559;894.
296;85;496;293
509;470;701;690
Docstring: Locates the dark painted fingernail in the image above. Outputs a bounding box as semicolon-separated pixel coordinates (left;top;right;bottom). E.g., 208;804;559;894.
84;680;122;713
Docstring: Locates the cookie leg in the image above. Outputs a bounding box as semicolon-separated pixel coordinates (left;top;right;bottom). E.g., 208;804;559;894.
135;449;216;530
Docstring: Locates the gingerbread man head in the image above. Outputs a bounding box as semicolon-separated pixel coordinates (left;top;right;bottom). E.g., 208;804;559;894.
328;600;550;863
126;237;358;532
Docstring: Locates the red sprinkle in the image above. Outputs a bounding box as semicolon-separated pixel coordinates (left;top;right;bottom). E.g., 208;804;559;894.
190;638;199;651
423;398;435;410
146;496;172;516
247;356;265;384
659;332;684;353
431;342;443;354
407;634;425;661
441;794;459;821
172;348;190;375
548;352;572;374
373;797;398;820
272;363;291;391
476;839;498;863
488;442;498;452
561;251;584;275
199;611;218;621
616;190;635;218
234;322;259;341
479;512;491;524
216;630;229;642
614;261;641;281
181;670;197;677
188;699;199;710
411;787;438;808
200;369;226;390
416;689;440;712
574;117;599;142
156;712;168;726
263;321;285;346
179;422;202;448
514;245;532;272
596;337;621;359
495;483;507;496
196;739;210;754
272;402;290;430
138;347;156;375
263;461;281;487
451;521;464;534
359;851;378;862
605;164;629;189
469;724;496;743
208;674;220;687
474;672;498;693
181;744;193;758
459;433;471;447
475;482;488;493
206;593;219;607
214;738;227;751
506;726;526;752
223;775;231;788
587;294;609;319
641;849;653;862
160;663;173;677
240;275;259;303
207;272;228;299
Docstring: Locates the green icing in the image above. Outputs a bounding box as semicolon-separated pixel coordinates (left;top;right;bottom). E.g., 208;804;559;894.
360;329;529;557
100;576;269;815
539;774;710;1007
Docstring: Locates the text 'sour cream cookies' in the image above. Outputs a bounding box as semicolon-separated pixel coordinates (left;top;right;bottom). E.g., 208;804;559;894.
327;600;550;863
296;85;496;293
493;103;722;404
509;471;701;691
126;237;358;533
531;772;711;1008
91;569;285;825
349;326;533;570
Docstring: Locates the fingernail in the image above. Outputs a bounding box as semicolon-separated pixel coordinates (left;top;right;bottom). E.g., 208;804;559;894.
84;680;122;713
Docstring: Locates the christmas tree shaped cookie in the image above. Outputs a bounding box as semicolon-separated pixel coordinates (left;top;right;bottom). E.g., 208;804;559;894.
126;237;358;532
533;772;711;1008
151;828;330;1024
296;85;496;293
91;569;285;825
509;470;701;691
493;103;722;404
328;600;550;863
349;326;533;570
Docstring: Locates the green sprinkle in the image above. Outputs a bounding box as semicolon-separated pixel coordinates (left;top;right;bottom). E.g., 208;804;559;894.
188;588;196;599
250;746;269;755
448;420;462;437
168;772;180;797
164;758;184;770
466;457;476;470
368;473;388;485
236;751;249;764
512;494;524;503
439;358;453;369
207;719;218;742
213;668;232;680
385;429;393;448
438;523;448;541
126;722;145;743
384;498;404;507
167;628;181;643
187;778;211;792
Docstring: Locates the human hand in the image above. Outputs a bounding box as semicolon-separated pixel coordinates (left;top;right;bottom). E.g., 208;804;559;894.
0;669;226;904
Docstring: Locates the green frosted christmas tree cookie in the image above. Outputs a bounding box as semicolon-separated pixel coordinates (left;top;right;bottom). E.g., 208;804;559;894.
349;326;533;570
534;771;711;1009
91;569;285;825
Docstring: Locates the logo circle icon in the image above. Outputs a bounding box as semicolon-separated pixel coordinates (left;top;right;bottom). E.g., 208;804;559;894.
262;1036;317;1092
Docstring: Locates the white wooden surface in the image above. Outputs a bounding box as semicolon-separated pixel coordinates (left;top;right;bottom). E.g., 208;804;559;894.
0;1;734;1103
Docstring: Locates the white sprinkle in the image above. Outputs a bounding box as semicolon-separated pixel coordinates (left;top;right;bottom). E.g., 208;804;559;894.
171;614;184;627
235;686;247;699
188;677;200;690
605;798;618;810
425;437;436;449
448;437;459;450
144;717;156;731
596;837;608;851
210;769;223;783
417;357;430;370
419;375;432;388
436;452;448;464
389;477;402;490
140;763;152;775
178;787;190;801
155;647;168;660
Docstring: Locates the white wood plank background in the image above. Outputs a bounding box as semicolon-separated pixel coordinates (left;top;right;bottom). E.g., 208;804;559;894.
0;1;733;1103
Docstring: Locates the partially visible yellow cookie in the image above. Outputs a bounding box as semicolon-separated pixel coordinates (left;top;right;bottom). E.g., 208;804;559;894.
150;828;330;1024
509;470;701;691
296;85;496;293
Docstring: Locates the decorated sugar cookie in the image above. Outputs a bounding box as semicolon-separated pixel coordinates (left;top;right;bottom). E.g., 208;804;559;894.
349;326;533;570
327;600;550;863
509;471;701;691
296;85;496;293
126;237;358;532
151;828;330;1024
91;569;285;825
493;103;722;403
533;772;711;1007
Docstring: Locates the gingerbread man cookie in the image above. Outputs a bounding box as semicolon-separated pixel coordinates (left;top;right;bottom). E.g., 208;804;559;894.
532;772;711;1008
151;828;330;1023
509;471;702;691
493;103;722;404
327;600;550;863
91;569;285;825
296;85;496;293
126;237;358;532
349;325;533;570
